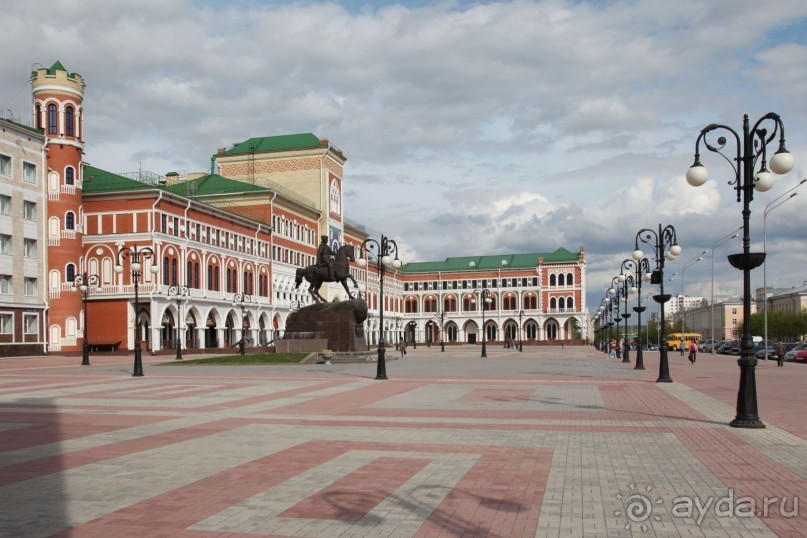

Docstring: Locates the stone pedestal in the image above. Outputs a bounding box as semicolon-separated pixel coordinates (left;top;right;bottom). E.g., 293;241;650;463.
282;299;368;352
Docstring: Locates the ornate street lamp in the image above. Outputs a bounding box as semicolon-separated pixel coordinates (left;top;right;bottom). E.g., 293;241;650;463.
680;251;707;334
434;310;447;352
472;288;493;357
615;271;635;364
233;293;253;356
711;229;741;351
634;224;681;383
356;235;402;380
517;310;524;352
71;273;101;366
686;112;794;428
607;277;624;359
115;245;159;377
407;320;417;349
167;285;190;360
762;180;804;359
621;257;651;370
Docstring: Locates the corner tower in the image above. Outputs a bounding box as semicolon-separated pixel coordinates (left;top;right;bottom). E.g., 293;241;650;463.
31;61;86;352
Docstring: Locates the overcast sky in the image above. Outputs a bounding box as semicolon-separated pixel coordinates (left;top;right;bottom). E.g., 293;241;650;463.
3;0;807;318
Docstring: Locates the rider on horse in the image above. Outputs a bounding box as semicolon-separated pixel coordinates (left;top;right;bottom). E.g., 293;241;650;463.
317;235;335;281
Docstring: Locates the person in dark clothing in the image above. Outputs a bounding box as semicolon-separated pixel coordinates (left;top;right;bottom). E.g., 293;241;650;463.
775;341;786;367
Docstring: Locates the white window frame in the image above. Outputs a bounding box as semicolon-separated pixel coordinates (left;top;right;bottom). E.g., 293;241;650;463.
23;161;37;184
0;154;10;177
0;234;10;255
0;275;11;294
23;201;36;220
24;277;37;296
0;312;12;334
23;313;38;335
24;238;37;258
0;195;10;215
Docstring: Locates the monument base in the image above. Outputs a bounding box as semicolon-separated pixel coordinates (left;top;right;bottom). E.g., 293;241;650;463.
283;299;368;352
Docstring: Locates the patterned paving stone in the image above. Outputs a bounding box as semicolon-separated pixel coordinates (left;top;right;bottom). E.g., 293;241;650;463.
0;347;805;537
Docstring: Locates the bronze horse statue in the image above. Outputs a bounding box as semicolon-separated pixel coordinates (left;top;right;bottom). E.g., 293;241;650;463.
295;244;361;302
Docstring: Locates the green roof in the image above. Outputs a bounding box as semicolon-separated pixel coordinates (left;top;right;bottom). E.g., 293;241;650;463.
82;165;156;194
220;133;324;156
399;248;580;273
162;174;270;197
0;117;43;136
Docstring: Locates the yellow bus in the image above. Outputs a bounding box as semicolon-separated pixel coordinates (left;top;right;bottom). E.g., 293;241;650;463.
666;333;701;351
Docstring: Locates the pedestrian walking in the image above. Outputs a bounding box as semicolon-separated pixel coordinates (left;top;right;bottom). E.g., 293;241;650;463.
680;341;685;356
775;340;785;367
688;340;698;364
400;339;407;357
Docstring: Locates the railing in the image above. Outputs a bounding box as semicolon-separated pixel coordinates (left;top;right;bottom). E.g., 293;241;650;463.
61;184;76;196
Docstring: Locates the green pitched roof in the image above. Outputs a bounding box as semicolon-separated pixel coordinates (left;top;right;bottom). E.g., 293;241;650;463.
48;60;66;74
399;248;580;273
220;133;324;156
82;165;156;194
162;174;270;197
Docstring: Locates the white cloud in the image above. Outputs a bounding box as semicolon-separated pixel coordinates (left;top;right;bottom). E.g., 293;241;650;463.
2;0;807;313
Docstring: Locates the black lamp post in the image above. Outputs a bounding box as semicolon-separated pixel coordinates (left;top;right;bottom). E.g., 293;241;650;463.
233;293;253;356
473;288;492;357
71;273;101;366
634;224;681;383
434;310;447;352
356;235;402;380
393;317;402;348
607;277;623;359
686;112;794;428
621;257;651;370
167;285;190;360
615;272;635;364
517;310;524;352
408;320;417;349
115;245;159;377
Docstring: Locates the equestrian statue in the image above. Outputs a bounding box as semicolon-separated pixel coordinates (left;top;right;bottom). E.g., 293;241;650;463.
295;236;360;303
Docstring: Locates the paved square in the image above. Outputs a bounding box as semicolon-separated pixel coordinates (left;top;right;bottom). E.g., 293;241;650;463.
1;346;806;537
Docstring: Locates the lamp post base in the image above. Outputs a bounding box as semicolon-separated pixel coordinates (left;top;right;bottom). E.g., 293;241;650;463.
375;346;388;380
634;348;645;370
81;344;90;366
481;341;487;358
133;348;144;377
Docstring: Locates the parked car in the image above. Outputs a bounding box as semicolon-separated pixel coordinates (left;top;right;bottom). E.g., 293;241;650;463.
703;340;727;353
717;340;738;354
792;349;807;363
784;343;807;362
755;344;777;360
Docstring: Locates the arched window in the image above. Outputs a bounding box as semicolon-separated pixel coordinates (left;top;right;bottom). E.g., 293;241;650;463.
549;274;556;287
207;264;214;290
171;258;178;286
65;167;74;185
559;297;566;309
558;273;565;286
48;104;57;134
523;294;537;310
550;297;557;309
463;296;475;312
567;297;575;310
330;179;341;215
66;264;76;283
567;273;574;286
65;212;75;230
526;321;538;340
424;297;436;313
35;104;42;130
193;262;200;288
65;106;74;136
444;296;457;312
